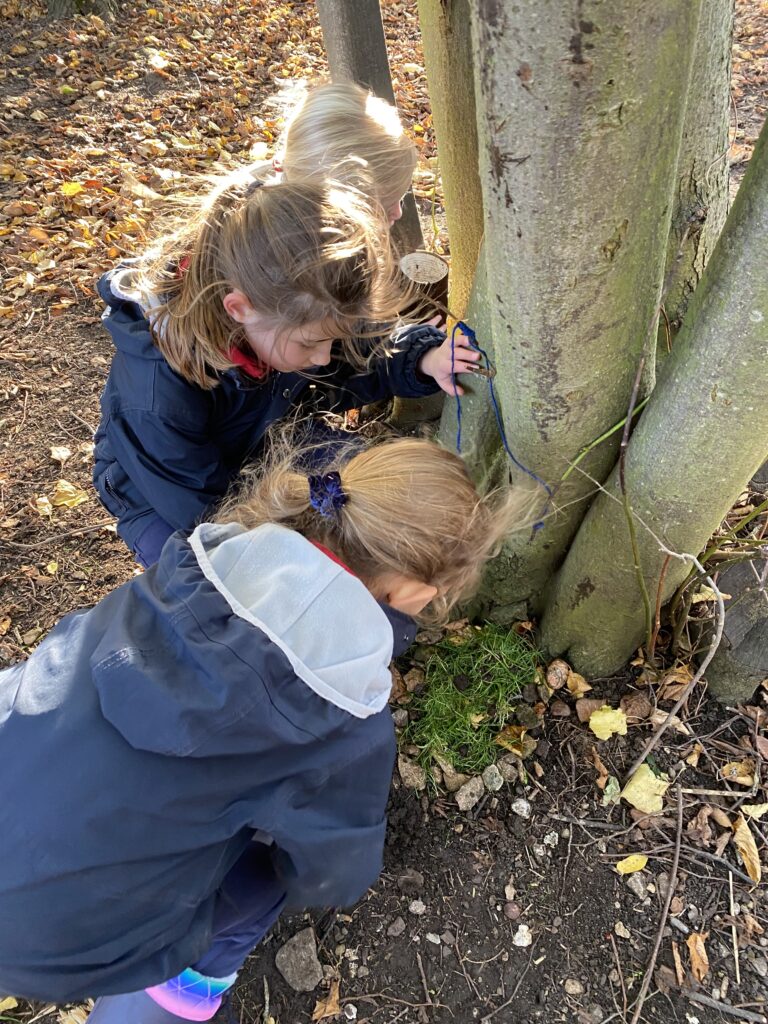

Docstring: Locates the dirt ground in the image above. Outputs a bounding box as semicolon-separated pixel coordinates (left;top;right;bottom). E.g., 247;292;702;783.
1;1;767;1023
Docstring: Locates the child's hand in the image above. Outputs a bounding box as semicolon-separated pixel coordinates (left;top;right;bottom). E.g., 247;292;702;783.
417;317;482;396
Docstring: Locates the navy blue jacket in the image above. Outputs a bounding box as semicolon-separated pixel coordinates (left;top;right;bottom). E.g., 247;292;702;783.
93;270;443;553
0;522;416;1002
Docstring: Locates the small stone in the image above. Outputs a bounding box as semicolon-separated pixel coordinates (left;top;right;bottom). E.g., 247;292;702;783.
543;830;559;848
512;923;532;947
587;1004;604;1022
615;921;631;940
343;1005;358;1021
497;755;519;784
426;932;441;945
504;875;516;901
550;699;571;718
398;753;427;791
404;668;425;691
392;709;409;728
387;916;406;937
482;763;504;792
751;957;768;979
397;868;425;894
357;966;369;978
504;901;521;920
409;899;427;916
435;753;471;793
669;896;685;916
510;798;532;819
564;979;584;996
275;928;324;992
441;930;456;946
455;775;485;811
625;873;646;900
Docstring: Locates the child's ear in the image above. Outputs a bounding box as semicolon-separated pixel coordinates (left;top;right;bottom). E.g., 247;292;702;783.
223;289;257;325
385;578;439;616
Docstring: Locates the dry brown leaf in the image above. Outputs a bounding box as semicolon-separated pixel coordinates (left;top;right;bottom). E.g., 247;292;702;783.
575;697;604;722
658;664;693;702
719;758;756;787
590;745;609;790
619;691;652;722
685;742;704;768
732;814;762;884
671;941;685;987
312;978;340;1021
709;806;732;829
566;669;592;697
686;931;709;982
495;724;537;759
742;802;768;821
649;708;690;735
686;805;713;847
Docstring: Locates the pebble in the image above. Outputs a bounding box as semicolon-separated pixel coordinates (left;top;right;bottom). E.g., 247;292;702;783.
504;876;516;901
426;933;441;945
615;921;631;940
409;899;427;916
510;798;532;819
532;842;547;859
441;930;457;946
455;775;485;811
482;763;504;792
275;928;324;992
543;830;559;848
564;979;584;996
398;753;427;791
392;708;409;728
751;957;768;978
497;756;519;784
625;873;646;900
387;916;407;937
512;924;533;947
504;901;521;920
343;1005;358;1021
397;868;425;894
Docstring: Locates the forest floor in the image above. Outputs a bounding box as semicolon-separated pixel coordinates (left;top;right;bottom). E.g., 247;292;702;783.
1;1;767;1023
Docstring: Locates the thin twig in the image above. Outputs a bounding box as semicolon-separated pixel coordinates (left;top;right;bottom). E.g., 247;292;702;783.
630;785;683;1024
608;931;628;1023
729;871;742;987
648;553;672;663
618;355;654;653
0;520;115;551
685;992;766;1023
416;951;433;1008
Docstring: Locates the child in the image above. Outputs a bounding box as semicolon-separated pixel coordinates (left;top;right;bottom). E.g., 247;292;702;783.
94;174;480;567
274;80;417;226
0;436;528;1022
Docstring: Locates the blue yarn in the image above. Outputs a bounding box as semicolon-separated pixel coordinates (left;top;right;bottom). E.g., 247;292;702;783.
450;320;552;530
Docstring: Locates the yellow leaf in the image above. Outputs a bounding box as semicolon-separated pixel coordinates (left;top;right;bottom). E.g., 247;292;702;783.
0;615;11;636
28;225;50;242
61;182;84;197
742;803;768;821
567;670;592;697
732;815;762;884
469;712;488;728
0;996;17;1012
616;854;648;875
588;706;627;740
620;763;670;814
46;561;58;575
52;479;89;509
685;743;704;768
719;758;756;787
34;494;53;517
686;931;709;982
312;978;340;1021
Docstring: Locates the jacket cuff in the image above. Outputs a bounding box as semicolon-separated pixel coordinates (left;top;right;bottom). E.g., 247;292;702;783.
395;324;445;396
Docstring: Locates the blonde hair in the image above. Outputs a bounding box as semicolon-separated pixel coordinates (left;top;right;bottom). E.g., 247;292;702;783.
216;435;537;622
130;169;408;389
278;82;417;216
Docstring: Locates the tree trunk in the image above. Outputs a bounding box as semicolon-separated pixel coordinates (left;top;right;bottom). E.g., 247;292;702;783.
426;0;703;616
316;0;424;254
660;0;733;341
542;118;768;675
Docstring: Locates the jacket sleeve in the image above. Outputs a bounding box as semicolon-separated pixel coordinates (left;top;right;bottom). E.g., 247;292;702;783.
315;324;444;412
266;737;395;910
104;409;232;532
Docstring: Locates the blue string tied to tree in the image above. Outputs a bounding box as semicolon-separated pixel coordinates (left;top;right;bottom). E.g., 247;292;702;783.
450;320;553;530
308;471;348;518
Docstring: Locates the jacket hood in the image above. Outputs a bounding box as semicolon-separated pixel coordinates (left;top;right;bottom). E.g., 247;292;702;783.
91;524;397;758
98;267;167;361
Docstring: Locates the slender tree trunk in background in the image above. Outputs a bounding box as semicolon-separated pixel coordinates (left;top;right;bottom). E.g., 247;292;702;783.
542;119;768;675
422;0;703;622
316;0;424;254
660;0;734;344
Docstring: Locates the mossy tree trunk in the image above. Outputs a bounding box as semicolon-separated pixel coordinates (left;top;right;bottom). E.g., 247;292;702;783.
542;118;768;675
422;0;705;622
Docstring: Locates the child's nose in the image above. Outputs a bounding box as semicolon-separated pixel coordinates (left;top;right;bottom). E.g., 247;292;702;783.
310;343;333;366
389;201;403;224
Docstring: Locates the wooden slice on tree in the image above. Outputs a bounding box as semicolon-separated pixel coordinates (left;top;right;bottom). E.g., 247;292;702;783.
399;250;449;285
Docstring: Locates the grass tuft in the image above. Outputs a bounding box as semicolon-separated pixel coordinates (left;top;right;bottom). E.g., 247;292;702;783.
403;624;540;775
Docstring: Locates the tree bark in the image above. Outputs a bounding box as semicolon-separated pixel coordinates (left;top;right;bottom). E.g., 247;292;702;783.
542;117;768;675
702;558;768;704
446;0;703;616
660;0;733;340
316;0;424;254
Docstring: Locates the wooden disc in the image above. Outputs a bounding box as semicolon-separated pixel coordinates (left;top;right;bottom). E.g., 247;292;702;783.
399;250;449;285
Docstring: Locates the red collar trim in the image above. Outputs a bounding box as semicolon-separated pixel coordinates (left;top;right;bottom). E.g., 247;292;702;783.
229;345;267;380
309;540;357;577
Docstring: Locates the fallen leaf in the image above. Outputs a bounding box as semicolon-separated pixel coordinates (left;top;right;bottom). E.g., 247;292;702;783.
686;931;709;982
52;479;90;509
0;997;18;1012
495;724;537;760
732;815;761;884
0;615;11;636
588;706;628;741
469;712;488;728
621;763;670;814
686;805;712;847
546;658;570;690
742;803;768;821
390;666;406;702
685;743;704;768
60;181;84;197
602;776;621;806
575;697;604;722
312;978;340;1021
616;854;648;875
50;445;72;463
709;806;732;829
22;625;43;646
719;758;756;787
46;561;58;575
567;669;592;697
657;663;693;701
690;585;730;604
649;708;690;735
34;495;53;517
671;940;685;986
590;745;609;790
619;691;652;722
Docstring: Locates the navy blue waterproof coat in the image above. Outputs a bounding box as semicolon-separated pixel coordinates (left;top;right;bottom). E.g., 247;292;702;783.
0;522;416;1003
93;269;443;557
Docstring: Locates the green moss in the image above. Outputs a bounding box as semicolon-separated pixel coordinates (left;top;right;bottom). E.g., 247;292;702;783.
403;624;540;775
